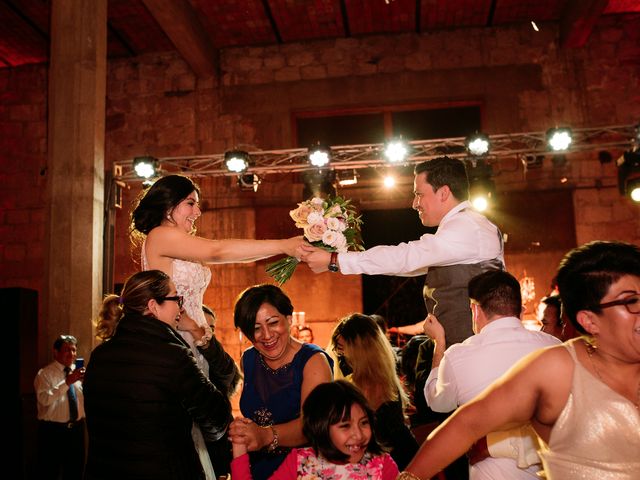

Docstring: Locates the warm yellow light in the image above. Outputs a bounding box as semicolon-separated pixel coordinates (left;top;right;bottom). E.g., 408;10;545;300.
383;175;396;188
471;195;489;212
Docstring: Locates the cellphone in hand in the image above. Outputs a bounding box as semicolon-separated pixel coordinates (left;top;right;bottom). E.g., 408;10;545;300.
75;357;84;369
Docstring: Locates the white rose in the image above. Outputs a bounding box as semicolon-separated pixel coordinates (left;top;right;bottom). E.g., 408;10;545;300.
311;197;324;206
322;230;338;247
326;217;341;231
333;232;348;252
307;211;324;225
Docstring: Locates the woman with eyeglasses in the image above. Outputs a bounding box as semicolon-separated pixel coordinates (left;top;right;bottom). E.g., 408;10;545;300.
399;241;640;480
84;270;232;480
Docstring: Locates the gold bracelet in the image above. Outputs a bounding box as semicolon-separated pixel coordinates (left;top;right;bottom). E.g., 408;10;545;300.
266;425;279;453
397;472;422;480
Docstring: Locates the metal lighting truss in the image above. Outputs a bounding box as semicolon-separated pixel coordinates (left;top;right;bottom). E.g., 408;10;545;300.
114;124;637;182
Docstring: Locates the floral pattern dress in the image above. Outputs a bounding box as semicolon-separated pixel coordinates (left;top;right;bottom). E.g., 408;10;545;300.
231;447;399;480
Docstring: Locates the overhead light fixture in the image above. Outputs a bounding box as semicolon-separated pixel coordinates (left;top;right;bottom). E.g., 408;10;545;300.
628;178;640;202
617;150;640;203
465;133;490;156
133;156;158;179
531;21;539;32
383;175;396;188
547;127;573;152
467;160;495;212
237;173;261;192
225;150;250;173
337;169;358;186
384;139;409;163
308;144;330;168
523;154;544;169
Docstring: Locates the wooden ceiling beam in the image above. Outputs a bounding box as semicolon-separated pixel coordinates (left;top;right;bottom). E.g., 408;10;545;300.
560;0;608;48
141;0;217;77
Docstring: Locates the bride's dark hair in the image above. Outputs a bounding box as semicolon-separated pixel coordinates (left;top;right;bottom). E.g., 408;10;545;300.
129;174;200;245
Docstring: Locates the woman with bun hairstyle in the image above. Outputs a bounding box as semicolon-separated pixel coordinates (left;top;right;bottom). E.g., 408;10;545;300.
84;270;232;480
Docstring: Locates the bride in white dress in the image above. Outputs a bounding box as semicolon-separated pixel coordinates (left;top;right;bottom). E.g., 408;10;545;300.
131;174;303;479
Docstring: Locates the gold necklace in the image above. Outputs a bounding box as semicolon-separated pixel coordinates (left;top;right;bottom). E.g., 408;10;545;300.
584;341;640;411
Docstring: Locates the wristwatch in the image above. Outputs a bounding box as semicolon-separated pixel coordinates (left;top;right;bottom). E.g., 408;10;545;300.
328;252;339;272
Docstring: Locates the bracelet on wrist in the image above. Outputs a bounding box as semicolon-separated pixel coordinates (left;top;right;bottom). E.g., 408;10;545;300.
397;472;422;480
265;425;279;453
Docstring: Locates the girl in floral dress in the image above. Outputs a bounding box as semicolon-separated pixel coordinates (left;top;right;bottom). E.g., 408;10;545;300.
230;380;399;480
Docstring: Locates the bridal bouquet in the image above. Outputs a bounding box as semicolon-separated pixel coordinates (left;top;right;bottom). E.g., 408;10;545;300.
266;196;363;285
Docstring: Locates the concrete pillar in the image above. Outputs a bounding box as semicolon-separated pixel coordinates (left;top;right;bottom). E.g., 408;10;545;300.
44;0;107;361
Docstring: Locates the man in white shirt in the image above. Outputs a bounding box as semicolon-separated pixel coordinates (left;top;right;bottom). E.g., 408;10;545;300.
423;270;560;479
34;334;86;480
301;157;504;345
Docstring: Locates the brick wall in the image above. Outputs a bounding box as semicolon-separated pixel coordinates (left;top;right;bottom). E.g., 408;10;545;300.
0;66;48;296
2;15;639;352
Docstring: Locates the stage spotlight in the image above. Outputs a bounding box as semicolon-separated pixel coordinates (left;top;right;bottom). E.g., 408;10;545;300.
384;139;409;163
133;156;158;179
465;133;490;156
629;179;640;202
238;173;261;192
524;155;544;169
225;150;249;173
467;160;495;212
308;144;330;168
547;127;572;151
337;169;358;186
617;150;640;203
469;178;495;212
383;175;396;188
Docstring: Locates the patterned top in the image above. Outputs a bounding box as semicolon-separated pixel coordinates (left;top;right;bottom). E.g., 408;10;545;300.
231;448;399;480
141;240;212;328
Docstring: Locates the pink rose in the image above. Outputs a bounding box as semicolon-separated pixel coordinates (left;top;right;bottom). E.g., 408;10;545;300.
304;221;327;242
290;203;315;227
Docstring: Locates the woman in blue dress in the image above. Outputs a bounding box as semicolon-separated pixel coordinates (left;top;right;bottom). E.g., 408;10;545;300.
229;284;333;479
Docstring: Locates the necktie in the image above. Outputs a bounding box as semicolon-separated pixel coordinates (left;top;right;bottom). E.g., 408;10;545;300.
64;366;79;421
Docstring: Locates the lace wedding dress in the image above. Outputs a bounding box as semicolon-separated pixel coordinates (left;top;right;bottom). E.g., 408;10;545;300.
142;243;215;480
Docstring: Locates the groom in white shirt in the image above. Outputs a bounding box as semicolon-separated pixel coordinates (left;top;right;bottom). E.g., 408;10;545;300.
301;156;504;345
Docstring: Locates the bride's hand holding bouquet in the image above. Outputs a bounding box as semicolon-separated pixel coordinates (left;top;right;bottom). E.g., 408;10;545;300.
266;196;363;285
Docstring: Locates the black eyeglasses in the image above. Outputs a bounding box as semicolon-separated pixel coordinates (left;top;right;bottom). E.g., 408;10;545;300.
593;293;640;315
160;296;184;309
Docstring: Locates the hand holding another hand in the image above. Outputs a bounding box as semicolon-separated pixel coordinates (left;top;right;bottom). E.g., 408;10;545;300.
298;245;332;273
282;236;306;258
228;417;271;452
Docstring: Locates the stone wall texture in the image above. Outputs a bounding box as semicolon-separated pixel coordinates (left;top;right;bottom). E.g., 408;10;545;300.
1;14;639;352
